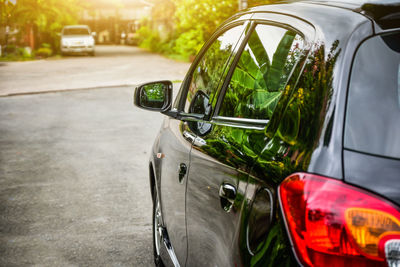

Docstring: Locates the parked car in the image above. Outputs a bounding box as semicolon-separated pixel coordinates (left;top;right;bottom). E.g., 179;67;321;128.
60;25;95;56
134;1;400;266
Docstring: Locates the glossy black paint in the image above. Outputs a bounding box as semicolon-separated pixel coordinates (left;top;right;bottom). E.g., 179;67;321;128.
152;117;192;265
136;1;400;266
343;149;400;206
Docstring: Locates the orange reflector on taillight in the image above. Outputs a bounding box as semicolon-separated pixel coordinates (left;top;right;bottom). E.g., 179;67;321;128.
345;208;400;258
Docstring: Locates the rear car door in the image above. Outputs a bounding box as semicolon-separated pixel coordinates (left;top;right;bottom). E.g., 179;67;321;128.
185;19;309;266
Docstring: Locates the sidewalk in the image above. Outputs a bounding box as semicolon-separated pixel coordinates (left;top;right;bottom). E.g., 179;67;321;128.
0;45;190;97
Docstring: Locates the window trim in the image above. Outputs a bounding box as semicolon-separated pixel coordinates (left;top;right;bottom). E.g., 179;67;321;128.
212;21;307;127
212;116;269;130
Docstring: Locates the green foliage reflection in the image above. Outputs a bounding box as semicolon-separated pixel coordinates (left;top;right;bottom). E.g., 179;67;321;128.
140;83;165;108
219;26;303;120
186;25;244;113
143;83;165;101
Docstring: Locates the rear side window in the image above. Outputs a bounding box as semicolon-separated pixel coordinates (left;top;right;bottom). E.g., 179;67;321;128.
218;24;304;120
345;32;400;159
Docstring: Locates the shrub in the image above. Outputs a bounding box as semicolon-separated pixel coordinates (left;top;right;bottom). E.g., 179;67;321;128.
4;45;17;54
34;47;53;58
136;26;162;52
173;28;204;60
18;47;33;59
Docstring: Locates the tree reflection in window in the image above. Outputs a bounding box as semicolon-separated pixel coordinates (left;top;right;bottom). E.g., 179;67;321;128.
219;25;304;120
185;25;245;114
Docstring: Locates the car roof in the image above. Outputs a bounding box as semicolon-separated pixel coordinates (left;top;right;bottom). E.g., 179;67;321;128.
249;0;400;30
300;0;399;9
247;1;370;45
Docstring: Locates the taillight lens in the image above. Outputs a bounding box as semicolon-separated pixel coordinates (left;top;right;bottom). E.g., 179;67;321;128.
279;173;400;267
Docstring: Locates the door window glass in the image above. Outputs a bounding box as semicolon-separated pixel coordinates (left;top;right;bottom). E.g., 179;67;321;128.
185;25;245;115
219;24;304;120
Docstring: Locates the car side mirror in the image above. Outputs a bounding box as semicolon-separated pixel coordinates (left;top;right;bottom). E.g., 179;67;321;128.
134;80;173;112
91;32;97;37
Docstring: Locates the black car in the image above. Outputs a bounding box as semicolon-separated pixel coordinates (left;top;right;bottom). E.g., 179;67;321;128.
133;1;400;266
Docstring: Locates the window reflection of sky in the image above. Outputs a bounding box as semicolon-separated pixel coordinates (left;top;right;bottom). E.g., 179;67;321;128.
218;26;244;50
255;25;287;61
246;25;300;69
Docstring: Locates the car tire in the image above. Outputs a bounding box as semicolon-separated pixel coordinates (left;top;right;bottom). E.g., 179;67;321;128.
89;51;95;57
153;187;164;267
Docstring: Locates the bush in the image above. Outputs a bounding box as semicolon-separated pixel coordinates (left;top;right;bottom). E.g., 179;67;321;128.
173;28;204;60
18;47;33;59
34;47;53;58
4;45;17;54
41;43;52;49
0;45;34;61
137;26;163;52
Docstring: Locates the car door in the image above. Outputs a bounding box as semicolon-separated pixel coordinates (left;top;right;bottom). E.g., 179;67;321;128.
235;16;316;266
158;18;249;266
185;21;309;266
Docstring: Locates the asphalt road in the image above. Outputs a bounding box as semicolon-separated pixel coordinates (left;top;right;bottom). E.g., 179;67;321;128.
0;45;190;96
0;46;190;266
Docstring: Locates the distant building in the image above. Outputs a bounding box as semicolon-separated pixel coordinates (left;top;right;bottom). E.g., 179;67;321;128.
80;0;152;44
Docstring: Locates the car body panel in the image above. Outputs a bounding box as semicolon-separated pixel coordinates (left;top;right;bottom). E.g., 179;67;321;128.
141;1;400;266
185;122;264;266
153;117;193;265
343;149;400;206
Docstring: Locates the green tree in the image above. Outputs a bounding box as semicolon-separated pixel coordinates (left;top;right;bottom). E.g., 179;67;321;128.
137;0;277;60
172;0;237;58
2;0;88;50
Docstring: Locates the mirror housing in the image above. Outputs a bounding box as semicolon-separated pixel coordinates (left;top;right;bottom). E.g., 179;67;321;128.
134;80;173;113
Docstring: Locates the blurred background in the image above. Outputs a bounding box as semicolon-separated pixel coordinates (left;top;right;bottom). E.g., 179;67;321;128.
0;0;277;61
0;0;280;266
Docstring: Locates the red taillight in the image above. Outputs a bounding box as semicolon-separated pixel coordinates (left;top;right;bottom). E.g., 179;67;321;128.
279;173;400;267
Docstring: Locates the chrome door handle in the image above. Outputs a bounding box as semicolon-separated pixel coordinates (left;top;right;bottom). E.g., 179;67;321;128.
219;183;237;212
183;130;195;143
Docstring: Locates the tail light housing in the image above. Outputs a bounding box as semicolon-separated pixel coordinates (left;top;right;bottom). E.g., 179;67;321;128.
279;173;400;267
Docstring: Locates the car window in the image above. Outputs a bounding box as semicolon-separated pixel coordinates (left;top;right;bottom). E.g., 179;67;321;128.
218;24;304;120
184;25;245;115
345;32;400;159
63;28;90;35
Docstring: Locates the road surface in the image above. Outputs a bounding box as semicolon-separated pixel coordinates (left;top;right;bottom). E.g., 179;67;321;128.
0;46;190;266
0;45;190;96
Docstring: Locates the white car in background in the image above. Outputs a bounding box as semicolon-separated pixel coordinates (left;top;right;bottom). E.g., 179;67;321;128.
60;25;95;56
